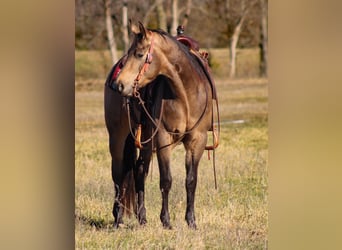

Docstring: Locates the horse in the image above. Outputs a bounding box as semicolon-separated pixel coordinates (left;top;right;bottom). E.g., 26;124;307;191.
105;21;218;229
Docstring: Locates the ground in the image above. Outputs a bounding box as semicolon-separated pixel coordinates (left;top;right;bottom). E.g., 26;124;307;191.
75;75;268;249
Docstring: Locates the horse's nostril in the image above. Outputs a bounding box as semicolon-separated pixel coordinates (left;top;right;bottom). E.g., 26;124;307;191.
109;80;117;91
117;83;124;93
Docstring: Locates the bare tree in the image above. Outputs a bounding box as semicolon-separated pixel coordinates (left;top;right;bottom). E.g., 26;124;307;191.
122;0;129;53
259;0;268;77
181;0;192;27
156;0;167;31
228;3;246;78
143;0;161;27
171;0;179;36
104;0;118;63
226;0;258;78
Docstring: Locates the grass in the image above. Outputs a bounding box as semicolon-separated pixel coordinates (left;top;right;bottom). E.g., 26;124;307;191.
75;75;268;249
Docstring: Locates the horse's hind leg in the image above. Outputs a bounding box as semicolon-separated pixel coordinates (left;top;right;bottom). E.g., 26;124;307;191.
134;144;152;225
111;147;126;228
184;133;207;229
111;155;124;228
156;139;173;229
110;134;136;228
112;183;123;227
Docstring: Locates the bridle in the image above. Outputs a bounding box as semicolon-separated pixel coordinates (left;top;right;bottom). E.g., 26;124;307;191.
132;33;155;99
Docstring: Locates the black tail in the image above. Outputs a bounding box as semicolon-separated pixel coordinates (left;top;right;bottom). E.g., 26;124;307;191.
122;135;137;216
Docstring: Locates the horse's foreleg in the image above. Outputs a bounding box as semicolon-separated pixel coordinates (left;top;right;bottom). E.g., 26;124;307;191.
157;145;172;229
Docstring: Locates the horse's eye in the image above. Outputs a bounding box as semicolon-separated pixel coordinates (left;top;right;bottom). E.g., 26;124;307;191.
136;52;144;58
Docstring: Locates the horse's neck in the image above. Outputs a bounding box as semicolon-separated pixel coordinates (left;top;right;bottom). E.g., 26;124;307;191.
157;37;209;122
167;67;191;119
167;51;204;104
160;40;200;95
156;44;188;107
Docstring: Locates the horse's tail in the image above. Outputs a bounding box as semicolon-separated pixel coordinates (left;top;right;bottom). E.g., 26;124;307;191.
122;134;137;217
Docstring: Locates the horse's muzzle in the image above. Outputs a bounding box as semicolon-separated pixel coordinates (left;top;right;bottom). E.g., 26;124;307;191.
116;83;124;94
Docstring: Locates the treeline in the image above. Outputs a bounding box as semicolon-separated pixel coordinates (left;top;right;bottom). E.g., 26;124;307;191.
75;0;267;77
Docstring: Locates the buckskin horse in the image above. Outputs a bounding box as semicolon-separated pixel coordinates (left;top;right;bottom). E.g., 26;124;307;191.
104;22;219;229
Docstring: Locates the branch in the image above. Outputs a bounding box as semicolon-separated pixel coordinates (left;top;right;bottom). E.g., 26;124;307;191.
143;0;162;26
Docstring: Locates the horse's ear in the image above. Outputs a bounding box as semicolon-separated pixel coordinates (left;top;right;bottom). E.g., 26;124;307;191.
128;18;132;33
130;21;147;36
131;21;140;35
138;21;147;38
131;21;148;39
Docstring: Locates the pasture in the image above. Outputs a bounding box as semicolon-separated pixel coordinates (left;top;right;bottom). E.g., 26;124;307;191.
75;50;268;249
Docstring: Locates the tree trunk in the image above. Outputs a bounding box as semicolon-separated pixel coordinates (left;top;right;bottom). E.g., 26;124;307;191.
122;0;129;53
166;0;172;33
171;0;178;36
181;0;192;27
229;14;246;78
104;0;118;63
156;0;167;31
259;0;268;77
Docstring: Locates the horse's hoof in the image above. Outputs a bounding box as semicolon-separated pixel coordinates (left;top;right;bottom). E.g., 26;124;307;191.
187;221;197;230
113;222;125;229
162;223;173;230
139;218;147;225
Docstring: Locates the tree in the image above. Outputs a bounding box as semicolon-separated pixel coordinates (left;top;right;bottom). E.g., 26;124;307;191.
156;0;167;31
104;0;118;63
227;1;247;78
259;0;268;77
167;0;192;36
170;0;179;36
122;0;129;53
181;0;192;27
143;0;160;27
225;0;258;78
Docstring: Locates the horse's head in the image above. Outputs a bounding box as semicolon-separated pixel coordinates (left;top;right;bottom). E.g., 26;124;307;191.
115;22;159;96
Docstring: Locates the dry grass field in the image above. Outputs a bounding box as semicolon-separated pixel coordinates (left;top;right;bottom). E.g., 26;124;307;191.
75;49;268;249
